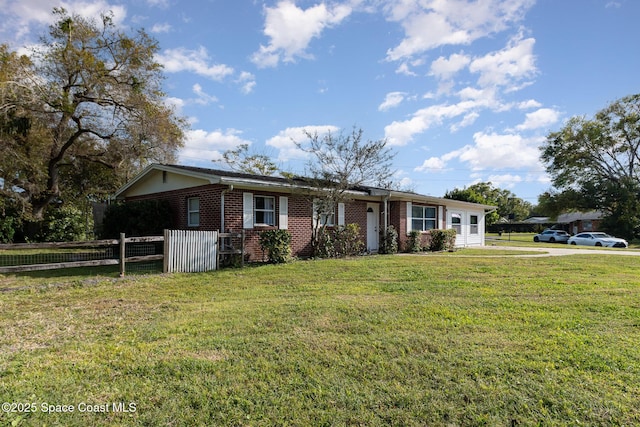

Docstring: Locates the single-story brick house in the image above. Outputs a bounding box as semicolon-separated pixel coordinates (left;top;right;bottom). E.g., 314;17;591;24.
114;164;496;260
556;211;604;234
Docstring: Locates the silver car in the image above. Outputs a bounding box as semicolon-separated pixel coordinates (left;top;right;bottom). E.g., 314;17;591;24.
567;232;628;248
533;229;570;243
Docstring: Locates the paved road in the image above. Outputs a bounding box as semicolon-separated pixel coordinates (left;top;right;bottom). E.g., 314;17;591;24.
481;244;640;257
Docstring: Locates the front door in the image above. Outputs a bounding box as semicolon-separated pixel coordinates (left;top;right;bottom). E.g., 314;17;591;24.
367;203;379;252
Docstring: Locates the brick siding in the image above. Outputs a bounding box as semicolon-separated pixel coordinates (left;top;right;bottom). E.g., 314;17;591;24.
127;186;432;259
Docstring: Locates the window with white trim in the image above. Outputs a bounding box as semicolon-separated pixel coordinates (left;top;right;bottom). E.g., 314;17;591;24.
411;205;436;231
187;197;200;227
319;209;335;226
470;215;478;234
254;195;275;226
451;213;462;234
313;199;336;227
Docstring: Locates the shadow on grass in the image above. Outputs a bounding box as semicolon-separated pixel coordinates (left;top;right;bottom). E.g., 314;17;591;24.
3;262;164;281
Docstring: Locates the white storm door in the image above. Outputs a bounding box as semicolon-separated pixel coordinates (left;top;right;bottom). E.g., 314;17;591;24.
367;203;380;252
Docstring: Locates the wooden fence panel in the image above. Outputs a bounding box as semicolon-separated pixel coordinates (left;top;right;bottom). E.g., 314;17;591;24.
164;230;218;273
0;232;229;275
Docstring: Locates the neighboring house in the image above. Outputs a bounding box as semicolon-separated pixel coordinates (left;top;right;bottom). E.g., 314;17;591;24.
556;211;604;234
114;164;496;260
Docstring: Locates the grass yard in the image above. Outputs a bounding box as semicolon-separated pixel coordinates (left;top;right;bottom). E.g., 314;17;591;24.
1;254;640;426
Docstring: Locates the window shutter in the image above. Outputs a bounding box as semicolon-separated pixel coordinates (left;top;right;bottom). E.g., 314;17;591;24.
312;198;318;228
338;203;345;226
406;202;412;234
279;196;288;230
438;206;444;229
243;192;254;229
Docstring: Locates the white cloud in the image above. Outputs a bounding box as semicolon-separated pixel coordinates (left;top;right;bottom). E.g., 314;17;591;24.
180;128;252;163
66;1;127;24
485;173;523;189
414;132;544;182
429;52;471;80
456;131;542;170
165;96;185;112
395;58;425;76
0;0;127;41
156;46;234;81
515;108;560;131
392;170;414;190
236;71;257;94
384;100;486;146
457;86;497;103
395;62;417;76
266;125;339;161
150;22;172;33
384;32;541;146
415;157;448;173
469;34;537;89
517;99;543;109
450;112;479;132
251;0;352;68
379;92;407;111
192;84;219;105
146;0;169;7
384;0;535;61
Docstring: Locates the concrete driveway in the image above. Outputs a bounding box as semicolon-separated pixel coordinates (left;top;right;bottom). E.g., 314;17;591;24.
481;244;640;257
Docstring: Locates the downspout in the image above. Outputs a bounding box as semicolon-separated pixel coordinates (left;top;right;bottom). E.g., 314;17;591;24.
220;185;234;232
383;195;389;235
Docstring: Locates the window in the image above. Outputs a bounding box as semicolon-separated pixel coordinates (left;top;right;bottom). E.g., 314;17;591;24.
319;209;335;226
313;199;336;226
451;213;461;234
254;196;275;226
470;215;478;234
411;205;436;231
187;197;199;227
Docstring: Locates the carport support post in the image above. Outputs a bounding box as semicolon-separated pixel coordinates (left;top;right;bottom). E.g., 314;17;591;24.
119;233;126;277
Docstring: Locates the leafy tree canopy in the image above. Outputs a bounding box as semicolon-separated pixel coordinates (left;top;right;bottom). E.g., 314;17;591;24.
541;94;640;239
445;182;532;226
0;8;186;229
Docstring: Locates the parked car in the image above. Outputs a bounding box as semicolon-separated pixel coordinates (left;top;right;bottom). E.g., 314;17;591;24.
533;229;570;243
567;232;628;248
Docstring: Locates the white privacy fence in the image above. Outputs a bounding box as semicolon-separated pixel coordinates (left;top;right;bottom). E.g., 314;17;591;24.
163;229;218;273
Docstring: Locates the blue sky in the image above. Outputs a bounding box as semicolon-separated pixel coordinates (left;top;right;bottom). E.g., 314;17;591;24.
1;0;638;203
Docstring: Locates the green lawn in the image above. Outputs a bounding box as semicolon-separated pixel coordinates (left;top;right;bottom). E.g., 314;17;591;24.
1;254;640;426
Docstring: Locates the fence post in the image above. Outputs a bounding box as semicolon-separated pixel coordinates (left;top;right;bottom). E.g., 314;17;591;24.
119;232;126;277
241;229;245;268
216;231;221;271
163;229;169;273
